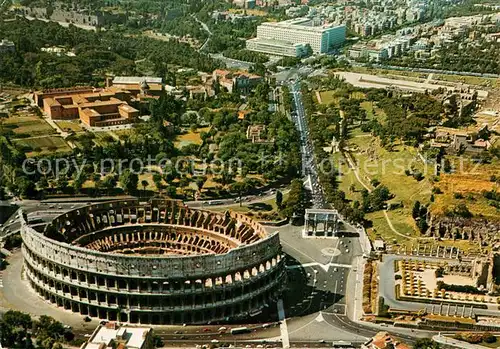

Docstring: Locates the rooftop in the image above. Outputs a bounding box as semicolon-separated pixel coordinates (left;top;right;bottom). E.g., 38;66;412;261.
83;323;151;349
112;76;162;85
261;17;345;33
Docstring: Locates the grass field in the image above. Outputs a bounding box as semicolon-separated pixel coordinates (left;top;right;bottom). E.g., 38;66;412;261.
319;91;366;105
431;157;499;221
14;136;72;157
175;127;210;148
227;8;268;16
3;113;55;136
55;120;85;133
360;101;386;121
349;66;426;79
434;74;499;88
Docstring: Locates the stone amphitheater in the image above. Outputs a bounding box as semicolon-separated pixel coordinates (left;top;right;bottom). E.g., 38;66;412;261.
20;199;286;325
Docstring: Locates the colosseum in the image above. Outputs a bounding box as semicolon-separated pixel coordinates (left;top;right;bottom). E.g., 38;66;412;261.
20;199;286;325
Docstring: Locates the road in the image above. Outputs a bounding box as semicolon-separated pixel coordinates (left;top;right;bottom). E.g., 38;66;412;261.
192;15;212;52
289;81;327;209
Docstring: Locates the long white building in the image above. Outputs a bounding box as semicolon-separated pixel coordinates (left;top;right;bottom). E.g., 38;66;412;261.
246;18;346;57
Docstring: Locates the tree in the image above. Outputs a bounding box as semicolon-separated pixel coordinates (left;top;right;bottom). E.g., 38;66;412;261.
102;175;117;195
418;218;428;233
119;170;138;194
0;185;6;200
229;181;249;207
72;177;84;194
412;201;421;219
166;185;177;198
0;310;34;348
281;179;307;218
275;190;283;209
153;173;164;192
17;177;37;199
413;338;440;349
141;179;149;197
303;44;313;57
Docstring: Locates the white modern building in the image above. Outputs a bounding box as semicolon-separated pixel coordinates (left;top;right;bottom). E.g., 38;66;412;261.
81;323;154;349
0;39;15;53
246;18;346;57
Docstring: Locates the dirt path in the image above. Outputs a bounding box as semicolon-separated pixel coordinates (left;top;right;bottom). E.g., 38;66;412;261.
344;152;371;192
315;91;323;104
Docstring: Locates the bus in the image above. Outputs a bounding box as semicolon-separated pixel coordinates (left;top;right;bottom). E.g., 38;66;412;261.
230;327;251;335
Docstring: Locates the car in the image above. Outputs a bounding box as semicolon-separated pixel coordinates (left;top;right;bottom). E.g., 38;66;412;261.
203;328;211;332
211;339;219;343
174;331;182;334
218;327;227;332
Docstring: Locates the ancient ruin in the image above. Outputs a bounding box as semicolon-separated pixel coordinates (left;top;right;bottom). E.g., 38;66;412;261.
20;199;286;325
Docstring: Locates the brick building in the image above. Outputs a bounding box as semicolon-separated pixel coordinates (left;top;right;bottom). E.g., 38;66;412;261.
36;88;138;127
213;70;263;94
34;76;163;127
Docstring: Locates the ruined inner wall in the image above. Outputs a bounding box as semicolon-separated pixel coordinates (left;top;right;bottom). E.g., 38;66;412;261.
427;216;500;246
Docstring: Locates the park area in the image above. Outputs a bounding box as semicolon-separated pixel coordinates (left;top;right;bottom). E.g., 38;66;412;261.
337;133;432;244
328;96;432;244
